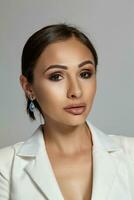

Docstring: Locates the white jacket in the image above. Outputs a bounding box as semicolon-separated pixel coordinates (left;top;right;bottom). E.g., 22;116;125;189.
0;119;134;200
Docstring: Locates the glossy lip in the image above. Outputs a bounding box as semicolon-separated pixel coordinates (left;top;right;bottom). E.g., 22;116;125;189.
64;103;86;109
64;106;86;115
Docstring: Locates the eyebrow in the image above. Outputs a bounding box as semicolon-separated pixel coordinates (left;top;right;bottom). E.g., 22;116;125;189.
43;60;95;73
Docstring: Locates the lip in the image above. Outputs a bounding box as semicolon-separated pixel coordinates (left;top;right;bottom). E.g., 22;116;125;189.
64;103;86;109
64;106;86;115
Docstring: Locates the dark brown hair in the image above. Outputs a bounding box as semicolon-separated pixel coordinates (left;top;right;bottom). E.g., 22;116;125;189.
21;23;98;120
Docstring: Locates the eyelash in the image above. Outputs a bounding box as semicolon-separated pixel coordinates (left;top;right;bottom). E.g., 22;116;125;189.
48;70;94;81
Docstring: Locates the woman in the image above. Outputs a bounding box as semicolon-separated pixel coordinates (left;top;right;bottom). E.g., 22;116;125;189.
0;23;134;200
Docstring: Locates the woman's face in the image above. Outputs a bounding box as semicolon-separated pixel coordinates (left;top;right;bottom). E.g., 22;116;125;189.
31;37;97;126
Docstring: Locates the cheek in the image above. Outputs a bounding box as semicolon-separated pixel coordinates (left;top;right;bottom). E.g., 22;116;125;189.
33;82;65;108
33;78;96;109
86;81;97;106
85;81;96;111
92;80;97;95
85;78;96;96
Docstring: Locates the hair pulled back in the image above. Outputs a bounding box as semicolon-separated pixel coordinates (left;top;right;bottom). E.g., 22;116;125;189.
21;23;98;120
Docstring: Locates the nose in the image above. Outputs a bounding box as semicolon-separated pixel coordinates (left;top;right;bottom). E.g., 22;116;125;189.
67;77;82;99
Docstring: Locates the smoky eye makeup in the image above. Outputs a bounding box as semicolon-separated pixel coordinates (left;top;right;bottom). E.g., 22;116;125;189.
47;68;96;81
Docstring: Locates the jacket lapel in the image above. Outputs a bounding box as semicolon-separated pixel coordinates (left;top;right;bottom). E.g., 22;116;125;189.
16;120;123;200
17;125;64;200
91;148;122;200
86;122;123;200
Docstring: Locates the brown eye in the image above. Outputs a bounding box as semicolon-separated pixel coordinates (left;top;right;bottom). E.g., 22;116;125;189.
48;70;94;82
80;70;94;79
48;73;62;81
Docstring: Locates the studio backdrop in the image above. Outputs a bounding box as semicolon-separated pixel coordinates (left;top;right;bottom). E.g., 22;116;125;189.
0;0;134;148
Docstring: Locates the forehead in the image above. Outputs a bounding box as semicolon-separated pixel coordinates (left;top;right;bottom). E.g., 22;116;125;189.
36;37;94;67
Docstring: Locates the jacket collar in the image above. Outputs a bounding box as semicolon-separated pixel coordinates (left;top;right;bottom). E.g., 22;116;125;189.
16;119;121;157
16;119;123;200
86;121;121;152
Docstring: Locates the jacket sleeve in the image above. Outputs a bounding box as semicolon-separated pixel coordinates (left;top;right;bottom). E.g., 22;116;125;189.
0;171;9;199
0;146;14;200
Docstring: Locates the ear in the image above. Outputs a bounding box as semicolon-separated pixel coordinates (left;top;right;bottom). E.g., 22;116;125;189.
19;75;35;98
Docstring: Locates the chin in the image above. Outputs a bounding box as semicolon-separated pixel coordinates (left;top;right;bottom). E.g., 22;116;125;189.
62;116;86;127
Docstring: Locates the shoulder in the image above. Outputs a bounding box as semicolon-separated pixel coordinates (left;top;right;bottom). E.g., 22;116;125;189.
0;125;42;179
108;134;134;161
0;141;24;180
108;134;134;150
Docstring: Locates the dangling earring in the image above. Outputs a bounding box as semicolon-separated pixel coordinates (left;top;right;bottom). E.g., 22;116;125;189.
29;96;35;112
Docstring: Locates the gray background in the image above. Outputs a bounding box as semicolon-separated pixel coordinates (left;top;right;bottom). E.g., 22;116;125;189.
0;0;134;148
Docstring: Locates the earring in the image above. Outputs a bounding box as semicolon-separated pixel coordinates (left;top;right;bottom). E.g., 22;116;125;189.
29;96;35;112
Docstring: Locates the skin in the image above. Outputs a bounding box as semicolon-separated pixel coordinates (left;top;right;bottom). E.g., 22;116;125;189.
20;36;96;199
20;36;96;154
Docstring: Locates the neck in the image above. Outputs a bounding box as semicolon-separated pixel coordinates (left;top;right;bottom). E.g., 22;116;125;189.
42;120;93;156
